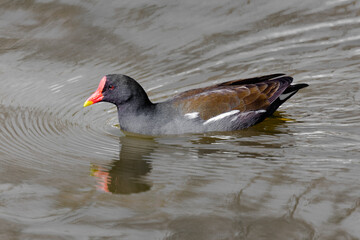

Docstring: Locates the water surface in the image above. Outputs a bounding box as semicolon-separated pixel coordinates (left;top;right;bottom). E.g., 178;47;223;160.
1;0;360;239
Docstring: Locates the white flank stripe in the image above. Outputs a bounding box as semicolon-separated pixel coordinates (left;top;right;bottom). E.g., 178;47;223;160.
255;110;266;114
184;112;199;119
203;110;240;125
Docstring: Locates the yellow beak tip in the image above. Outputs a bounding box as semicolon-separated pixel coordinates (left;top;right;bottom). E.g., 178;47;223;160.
83;101;93;107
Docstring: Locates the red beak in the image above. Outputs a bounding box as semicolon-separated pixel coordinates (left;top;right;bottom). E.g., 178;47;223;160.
83;76;106;107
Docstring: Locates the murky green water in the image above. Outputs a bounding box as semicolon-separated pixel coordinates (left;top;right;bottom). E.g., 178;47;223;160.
1;0;360;239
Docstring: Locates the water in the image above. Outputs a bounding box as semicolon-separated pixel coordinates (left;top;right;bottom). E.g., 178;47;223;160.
1;0;360;239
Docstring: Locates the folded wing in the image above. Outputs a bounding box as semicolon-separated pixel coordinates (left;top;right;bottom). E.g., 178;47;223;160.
172;74;293;121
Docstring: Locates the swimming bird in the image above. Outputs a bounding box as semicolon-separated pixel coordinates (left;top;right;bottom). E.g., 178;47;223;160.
83;74;308;135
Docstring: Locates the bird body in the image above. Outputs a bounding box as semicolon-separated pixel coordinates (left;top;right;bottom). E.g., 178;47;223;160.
84;74;308;135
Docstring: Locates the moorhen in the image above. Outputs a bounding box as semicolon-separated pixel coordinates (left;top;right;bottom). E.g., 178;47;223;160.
83;74;308;135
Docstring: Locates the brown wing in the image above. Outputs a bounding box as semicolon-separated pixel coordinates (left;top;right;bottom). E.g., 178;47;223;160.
171;75;292;120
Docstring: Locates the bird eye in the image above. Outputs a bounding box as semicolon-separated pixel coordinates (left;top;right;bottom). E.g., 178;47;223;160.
109;85;115;90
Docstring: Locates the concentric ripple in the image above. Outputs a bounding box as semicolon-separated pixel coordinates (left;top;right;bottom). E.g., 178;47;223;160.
0;104;117;169
0;74;124;170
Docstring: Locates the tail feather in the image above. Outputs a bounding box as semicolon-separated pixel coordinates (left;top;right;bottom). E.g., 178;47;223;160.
269;83;308;114
254;83;308;124
283;83;309;94
280;83;309;101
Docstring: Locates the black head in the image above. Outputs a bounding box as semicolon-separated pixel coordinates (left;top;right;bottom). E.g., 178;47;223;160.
83;74;152;109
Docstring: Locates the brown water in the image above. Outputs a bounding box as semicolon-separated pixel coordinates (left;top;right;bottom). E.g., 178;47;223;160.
1;0;360;239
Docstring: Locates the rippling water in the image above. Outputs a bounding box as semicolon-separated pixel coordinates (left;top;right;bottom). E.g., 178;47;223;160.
1;0;360;239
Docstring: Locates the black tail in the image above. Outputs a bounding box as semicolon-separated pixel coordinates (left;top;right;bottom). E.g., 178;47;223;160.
268;83;308;115
282;83;309;97
255;83;308;124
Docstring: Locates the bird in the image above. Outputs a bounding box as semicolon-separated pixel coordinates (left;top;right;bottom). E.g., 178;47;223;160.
83;73;308;135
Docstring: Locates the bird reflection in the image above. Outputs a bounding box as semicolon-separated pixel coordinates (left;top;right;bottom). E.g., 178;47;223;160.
188;112;291;157
90;112;290;194
91;136;155;194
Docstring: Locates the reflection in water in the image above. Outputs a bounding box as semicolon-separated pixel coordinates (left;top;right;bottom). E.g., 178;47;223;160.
89;112;287;195
91;136;154;194
1;0;360;238
187;112;291;157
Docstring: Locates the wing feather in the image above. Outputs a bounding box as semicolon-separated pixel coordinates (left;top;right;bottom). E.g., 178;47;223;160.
170;75;292;120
